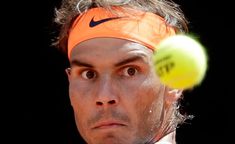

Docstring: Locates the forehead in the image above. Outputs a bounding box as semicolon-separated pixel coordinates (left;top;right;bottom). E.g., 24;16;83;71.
70;38;153;61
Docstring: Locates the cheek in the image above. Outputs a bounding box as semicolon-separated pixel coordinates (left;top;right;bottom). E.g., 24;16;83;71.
68;81;93;135
69;80;92;107
125;74;162;109
130;77;164;138
134;82;163;122
119;72;163;118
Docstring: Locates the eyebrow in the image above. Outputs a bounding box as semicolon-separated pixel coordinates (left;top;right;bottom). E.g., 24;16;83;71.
114;55;148;67
70;54;148;68
71;60;94;68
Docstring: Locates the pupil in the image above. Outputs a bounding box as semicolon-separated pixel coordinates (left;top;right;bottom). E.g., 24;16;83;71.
128;68;135;76
86;71;94;79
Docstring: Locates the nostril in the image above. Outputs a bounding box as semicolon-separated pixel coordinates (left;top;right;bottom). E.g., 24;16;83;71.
108;100;116;104
96;102;103;105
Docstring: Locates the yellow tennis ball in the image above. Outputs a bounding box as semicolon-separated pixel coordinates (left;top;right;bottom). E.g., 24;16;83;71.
153;34;208;89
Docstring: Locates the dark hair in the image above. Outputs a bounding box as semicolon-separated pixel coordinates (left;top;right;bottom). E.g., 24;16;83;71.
54;0;188;53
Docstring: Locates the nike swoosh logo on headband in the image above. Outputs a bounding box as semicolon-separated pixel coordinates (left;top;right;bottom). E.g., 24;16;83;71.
89;17;121;27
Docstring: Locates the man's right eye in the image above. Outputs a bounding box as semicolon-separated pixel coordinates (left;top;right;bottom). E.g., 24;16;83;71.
81;70;97;79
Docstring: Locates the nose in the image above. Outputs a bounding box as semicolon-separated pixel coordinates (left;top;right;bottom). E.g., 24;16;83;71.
95;76;119;107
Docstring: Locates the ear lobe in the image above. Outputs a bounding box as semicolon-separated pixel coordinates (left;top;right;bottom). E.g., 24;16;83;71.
165;86;183;105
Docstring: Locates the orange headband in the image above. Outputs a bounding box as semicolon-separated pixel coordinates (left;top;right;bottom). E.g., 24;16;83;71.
68;7;176;58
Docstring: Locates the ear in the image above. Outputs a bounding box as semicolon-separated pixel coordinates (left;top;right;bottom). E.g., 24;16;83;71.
165;86;183;105
65;68;71;82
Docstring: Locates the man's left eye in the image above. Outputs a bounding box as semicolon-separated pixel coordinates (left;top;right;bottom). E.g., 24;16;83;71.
123;67;138;77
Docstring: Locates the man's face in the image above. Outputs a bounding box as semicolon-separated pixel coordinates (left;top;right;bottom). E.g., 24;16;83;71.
68;38;168;144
